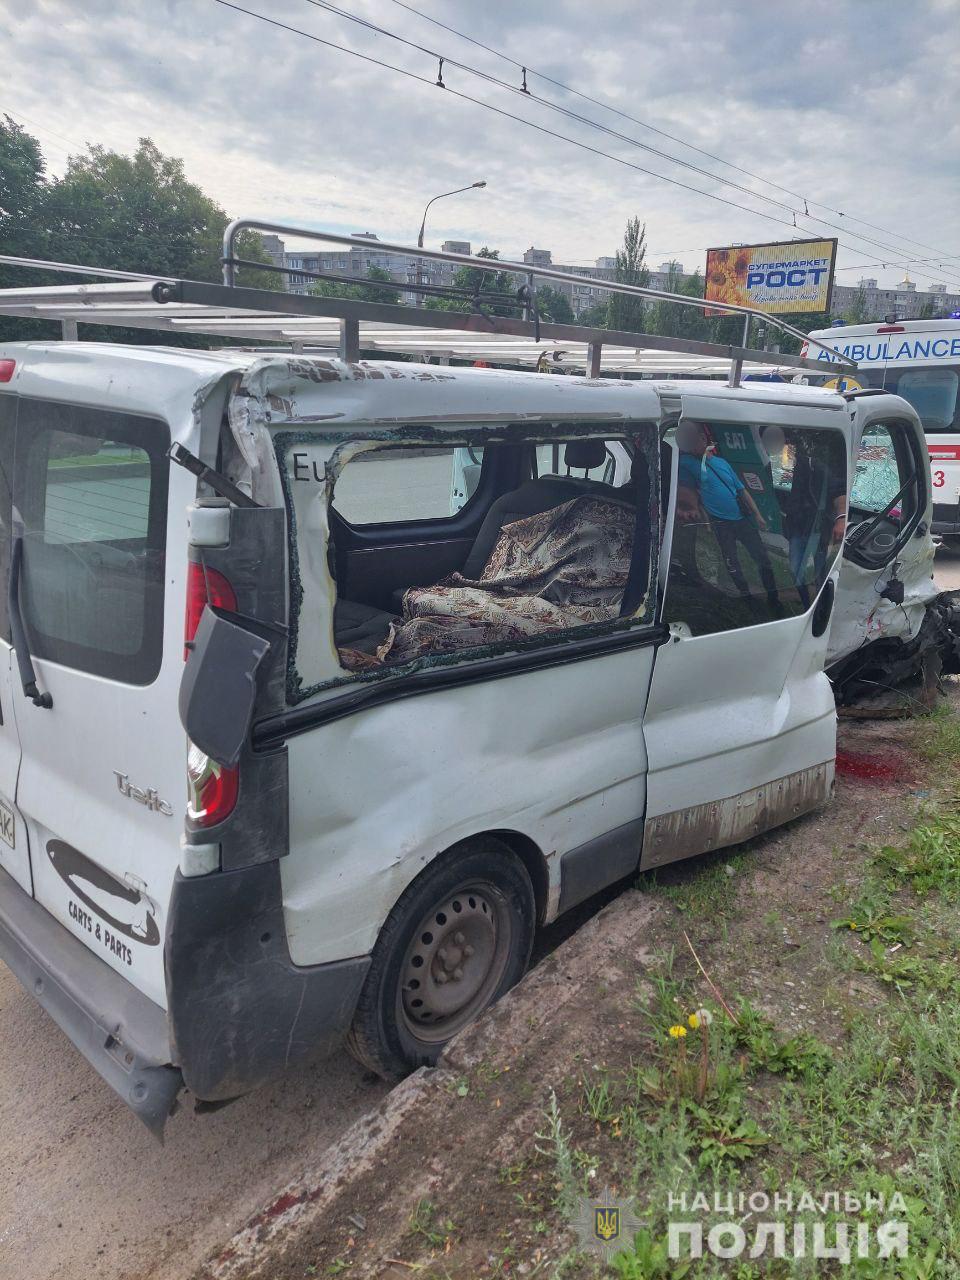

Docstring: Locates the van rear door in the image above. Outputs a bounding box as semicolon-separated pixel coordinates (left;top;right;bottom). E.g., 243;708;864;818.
8;397;187;1009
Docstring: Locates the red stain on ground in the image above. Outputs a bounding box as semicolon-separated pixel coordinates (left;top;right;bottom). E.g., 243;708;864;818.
835;749;911;784
262;1191;305;1220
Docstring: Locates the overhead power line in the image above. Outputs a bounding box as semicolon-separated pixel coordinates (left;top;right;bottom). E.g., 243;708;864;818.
306;0;960;282
213;0;960;289
388;0;960;269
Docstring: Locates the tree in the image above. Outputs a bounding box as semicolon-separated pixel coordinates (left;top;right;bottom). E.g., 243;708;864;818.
535;284;574;325
42;138;280;288
0;115;52;340
425;247;520;316
607;216;649;334
845;285;870;325
0;133;282;344
576;301;609;329
310;265;401;305
915;297;936;320
648;266;710;339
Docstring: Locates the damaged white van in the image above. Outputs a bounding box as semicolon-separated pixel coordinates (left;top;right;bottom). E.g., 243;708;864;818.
0;340;876;1133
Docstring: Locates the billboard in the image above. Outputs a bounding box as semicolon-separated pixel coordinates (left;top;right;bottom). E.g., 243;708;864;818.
704;238;837;315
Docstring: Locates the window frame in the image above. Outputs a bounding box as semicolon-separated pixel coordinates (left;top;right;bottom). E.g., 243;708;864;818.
273;422;661;704
330;442;492;531
659;419;849;636
13;397;170;686
844;415;928;570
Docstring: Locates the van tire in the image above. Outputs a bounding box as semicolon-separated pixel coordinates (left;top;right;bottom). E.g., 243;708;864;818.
345;839;536;1079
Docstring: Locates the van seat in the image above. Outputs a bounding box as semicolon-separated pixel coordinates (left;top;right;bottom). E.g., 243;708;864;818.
460;474;624;579
335;598;395;653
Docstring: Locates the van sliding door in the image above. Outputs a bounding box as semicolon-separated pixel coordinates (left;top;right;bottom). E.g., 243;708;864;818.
641;395;850;868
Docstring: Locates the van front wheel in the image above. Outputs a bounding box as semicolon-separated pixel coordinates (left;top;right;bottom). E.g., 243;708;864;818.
346;840;536;1078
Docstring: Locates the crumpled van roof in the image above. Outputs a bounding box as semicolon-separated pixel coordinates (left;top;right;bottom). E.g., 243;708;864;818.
0;341;849;430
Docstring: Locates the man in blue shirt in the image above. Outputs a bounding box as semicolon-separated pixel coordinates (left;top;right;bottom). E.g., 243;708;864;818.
676;422;780;609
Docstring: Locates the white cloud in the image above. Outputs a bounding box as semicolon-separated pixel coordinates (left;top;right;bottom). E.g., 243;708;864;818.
2;0;958;287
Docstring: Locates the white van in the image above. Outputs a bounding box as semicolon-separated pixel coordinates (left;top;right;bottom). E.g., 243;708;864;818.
0;338;882;1132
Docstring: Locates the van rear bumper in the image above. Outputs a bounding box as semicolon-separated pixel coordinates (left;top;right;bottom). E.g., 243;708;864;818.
0;864;182;1137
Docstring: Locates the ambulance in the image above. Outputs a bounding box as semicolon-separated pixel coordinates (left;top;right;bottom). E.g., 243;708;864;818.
803;318;960;539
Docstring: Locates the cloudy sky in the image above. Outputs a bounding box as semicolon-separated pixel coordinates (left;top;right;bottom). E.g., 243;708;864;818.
3;0;959;289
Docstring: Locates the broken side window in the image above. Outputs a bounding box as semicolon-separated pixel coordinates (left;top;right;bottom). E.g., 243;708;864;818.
662;421;848;634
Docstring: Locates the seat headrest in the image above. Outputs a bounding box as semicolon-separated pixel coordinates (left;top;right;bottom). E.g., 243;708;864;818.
564;439;607;471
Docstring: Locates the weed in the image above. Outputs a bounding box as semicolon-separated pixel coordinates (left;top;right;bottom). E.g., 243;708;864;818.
831;902;914;948
580;1072;616;1125
733;1001;832;1079
916;703;960;767
874;808;960;898
639;853;746;917
609;1225;692;1278
408;1199;456;1250
534;1090;580;1217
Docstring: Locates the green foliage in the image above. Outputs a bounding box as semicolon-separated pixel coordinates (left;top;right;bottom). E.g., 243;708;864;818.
845;284;871;324
917;704;960;766
610;1226;692;1278
648;266;710;340
607;215;649;334
424;246;519;316
310;265;400;305
535;284;574;324
873;811;960;898
0;115;52;341
732;1003;832;1079
408;1198;456;1249
576;300;610;328
0;124;281;344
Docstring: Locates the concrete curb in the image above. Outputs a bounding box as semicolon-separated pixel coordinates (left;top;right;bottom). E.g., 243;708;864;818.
198;889;660;1280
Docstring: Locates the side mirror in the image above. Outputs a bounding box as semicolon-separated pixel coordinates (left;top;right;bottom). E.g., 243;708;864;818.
179;608;271;767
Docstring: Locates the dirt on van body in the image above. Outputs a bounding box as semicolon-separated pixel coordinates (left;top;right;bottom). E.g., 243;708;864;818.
196;692;960;1280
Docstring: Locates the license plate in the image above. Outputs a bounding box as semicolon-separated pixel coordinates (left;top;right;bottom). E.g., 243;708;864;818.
0;798;15;849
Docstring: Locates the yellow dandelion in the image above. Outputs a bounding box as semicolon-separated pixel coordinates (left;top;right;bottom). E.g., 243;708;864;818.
668;1024;687;1039
688;1013;700;1030
849;921;858;930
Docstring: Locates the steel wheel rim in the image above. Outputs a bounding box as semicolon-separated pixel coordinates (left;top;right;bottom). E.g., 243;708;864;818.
399;882;513;1044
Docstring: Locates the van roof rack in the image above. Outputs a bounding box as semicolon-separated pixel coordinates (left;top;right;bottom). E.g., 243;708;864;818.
0;218;854;387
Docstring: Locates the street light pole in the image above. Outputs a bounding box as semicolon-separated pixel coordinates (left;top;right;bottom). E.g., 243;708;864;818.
415;181;486;306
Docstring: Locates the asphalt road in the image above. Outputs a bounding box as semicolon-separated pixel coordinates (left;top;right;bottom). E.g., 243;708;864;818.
0;960;388;1280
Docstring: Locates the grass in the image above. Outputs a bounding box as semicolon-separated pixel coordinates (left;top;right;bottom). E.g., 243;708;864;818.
526;708;960;1276
357;704;960;1280
916;701;960;766
638;852;747;917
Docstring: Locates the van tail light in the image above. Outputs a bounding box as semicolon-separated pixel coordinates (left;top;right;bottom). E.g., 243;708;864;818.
184;560;237;660
186;743;238;828
0;359;15;383
876;324;905;334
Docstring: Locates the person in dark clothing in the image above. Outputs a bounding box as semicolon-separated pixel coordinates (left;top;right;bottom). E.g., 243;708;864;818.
676;421;780;610
783;436;847;608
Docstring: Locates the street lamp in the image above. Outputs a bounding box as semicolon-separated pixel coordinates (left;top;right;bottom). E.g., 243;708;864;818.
416;181;486;305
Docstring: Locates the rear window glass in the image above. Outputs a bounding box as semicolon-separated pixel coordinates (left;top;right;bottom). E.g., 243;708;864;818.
331;446;466;524
16;400;169;685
